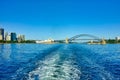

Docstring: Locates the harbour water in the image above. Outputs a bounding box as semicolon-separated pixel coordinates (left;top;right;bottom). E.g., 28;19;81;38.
0;44;120;80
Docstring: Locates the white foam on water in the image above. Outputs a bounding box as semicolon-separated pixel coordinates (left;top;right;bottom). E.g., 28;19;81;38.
27;51;81;80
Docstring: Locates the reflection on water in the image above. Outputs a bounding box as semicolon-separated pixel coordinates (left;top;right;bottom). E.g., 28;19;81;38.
0;44;120;80
0;44;12;60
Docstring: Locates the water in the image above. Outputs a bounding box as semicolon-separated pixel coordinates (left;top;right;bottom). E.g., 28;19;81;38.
0;44;120;80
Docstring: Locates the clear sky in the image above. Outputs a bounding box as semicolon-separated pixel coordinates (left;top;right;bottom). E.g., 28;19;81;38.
0;0;120;40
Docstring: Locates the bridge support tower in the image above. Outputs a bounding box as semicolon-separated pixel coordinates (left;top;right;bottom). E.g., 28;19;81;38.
101;38;106;44
65;38;69;44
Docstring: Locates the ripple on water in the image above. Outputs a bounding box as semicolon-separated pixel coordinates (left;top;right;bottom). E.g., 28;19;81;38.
1;44;120;80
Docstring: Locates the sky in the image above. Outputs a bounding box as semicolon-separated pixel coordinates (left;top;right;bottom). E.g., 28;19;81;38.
0;0;120;40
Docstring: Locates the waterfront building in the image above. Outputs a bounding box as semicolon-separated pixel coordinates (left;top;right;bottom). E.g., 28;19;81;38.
115;37;120;41
0;28;4;40
36;39;54;44
6;35;11;41
20;35;25;41
0;35;2;40
5;32;8;40
11;32;17;41
17;34;25;42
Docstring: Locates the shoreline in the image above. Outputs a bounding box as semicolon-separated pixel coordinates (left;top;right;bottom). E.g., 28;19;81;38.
1;43;120;45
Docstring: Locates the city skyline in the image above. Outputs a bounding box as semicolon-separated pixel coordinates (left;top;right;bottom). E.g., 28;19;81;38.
0;28;25;42
0;0;120;40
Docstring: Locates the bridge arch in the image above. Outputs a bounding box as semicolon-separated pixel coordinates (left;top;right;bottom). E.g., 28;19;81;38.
68;34;101;42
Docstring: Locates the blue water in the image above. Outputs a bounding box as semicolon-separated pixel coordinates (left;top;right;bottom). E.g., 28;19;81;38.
0;44;120;80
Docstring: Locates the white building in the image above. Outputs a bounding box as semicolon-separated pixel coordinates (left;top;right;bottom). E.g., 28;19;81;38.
6;35;11;41
36;39;54;44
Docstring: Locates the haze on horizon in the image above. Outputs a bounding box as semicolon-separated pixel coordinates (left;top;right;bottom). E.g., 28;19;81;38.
0;0;120;40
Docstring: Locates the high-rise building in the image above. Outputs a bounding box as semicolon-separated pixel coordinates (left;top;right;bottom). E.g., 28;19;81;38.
0;28;4;40
17;34;25;42
5;32;8;40
115;36;120;41
11;32;17;41
6;35;11;41
21;35;25;41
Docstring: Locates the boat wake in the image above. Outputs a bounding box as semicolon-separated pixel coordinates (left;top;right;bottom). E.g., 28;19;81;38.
28;45;81;80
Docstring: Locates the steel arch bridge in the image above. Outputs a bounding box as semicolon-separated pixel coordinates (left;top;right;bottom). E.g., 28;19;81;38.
68;34;101;42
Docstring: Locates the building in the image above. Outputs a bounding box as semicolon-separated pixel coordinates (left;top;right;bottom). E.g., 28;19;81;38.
0;28;4;40
11;32;17;41
36;39;54;44
115;37;120;41
6;35;11;41
17;34;25;42
4;32;8;40
0;35;2;40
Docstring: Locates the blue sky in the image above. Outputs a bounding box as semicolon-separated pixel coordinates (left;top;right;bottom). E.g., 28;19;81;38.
0;0;120;40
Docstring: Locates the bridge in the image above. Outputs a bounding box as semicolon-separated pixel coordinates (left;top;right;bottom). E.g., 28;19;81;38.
55;34;106;44
68;34;101;41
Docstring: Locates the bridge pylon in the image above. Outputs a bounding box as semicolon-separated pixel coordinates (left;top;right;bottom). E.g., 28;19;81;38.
101;38;106;44
65;38;69;44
